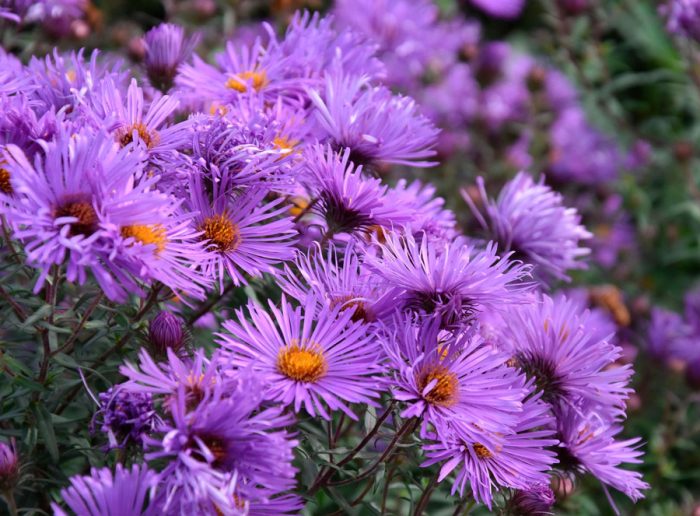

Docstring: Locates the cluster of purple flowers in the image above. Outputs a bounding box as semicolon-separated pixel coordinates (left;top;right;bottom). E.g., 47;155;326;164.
661;0;700;41
0;3;649;514
648;287;700;387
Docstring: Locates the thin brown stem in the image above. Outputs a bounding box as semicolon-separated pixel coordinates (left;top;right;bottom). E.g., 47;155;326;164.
52;293;104;356
187;282;235;326
380;464;398;515
413;471;439;516
0;283;27;322
309;401;396;495
327;417;417;488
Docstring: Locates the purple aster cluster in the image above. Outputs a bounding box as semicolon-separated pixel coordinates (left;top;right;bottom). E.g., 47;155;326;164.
333;0;637;187
661;0;700;41
647;286;700;387
0;3;651;515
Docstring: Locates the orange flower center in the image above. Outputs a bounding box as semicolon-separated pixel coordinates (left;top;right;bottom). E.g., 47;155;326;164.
121;224;167;255
473;442;492;459
225;70;268;93
0;165;12;195
331;295;372;323
116;122;160;149
199;214;240;252
55;198;98;237
416;364;459;406
277;344;327;382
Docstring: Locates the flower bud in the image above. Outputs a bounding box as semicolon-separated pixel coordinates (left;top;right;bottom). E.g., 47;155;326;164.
508;484;556;515
148;311;185;354
0;440;19;492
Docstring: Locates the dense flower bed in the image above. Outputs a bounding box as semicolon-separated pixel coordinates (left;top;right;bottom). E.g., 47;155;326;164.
1;0;699;515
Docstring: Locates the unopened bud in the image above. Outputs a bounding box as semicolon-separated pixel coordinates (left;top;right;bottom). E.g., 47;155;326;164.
0;440;19;492
148;311;185;354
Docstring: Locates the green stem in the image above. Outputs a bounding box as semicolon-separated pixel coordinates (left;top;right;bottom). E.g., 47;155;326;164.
3;490;18;516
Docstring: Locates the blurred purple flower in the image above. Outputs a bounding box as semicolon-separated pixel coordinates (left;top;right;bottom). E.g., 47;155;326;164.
470;0;527;19
52;464;157;516
143;23;198;93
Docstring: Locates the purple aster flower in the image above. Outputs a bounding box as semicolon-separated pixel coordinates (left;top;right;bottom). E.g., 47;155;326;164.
23;0;87;39
91;385;157;450
556;406;648;501
384;179;458;244
496;294;633;419
279;242;399;324
52;464;157;516
300;145;415;237
0;439;19;493
661;0;700;41
143;23;199;93
0;93;60;159
470;0;527;19
548;107;623;185
421;394;558;509
646;307;696;362
462;172;592;282
26;49;126;114
177;31;303;109
184;99;301;192
0;49;30;95
186;173;297;290
366;231;532;326
384;319;528;446
146;371;298;513
507;484;556;515
87;78;191;161
279;11;385;81
120;348;238;408
101;198;213;302
307;71;439;168
218;295;383;419
148;311;186;355
0;128;158;301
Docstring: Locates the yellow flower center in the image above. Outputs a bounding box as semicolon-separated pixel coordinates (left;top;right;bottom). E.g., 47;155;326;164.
273;135;296;152
473;442;492;459
225;70;268;93
199;214;240;252
121;224;167;255
0;166;12;195
116;122;160;149
55;198;98;237
277;344;327;382
416;364;459;406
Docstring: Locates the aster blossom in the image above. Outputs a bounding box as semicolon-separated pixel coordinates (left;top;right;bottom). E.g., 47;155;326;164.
384;318;528;446
146;370;299;514
186;172;297;290
0;128;155;300
556;406;649;501
463;172;592;282
420;393;558;508
300;145;415;236
366;231;532;326
307;71;439;168
143;23;198;93
51;464;158;516
496;293;633;419
218;295;384;419
279;242;399;324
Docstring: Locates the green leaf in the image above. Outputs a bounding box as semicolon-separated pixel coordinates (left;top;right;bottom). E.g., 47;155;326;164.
32;402;59;462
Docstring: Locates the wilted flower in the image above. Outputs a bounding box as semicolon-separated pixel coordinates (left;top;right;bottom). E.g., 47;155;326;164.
91;386;157;449
507;484;556;515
